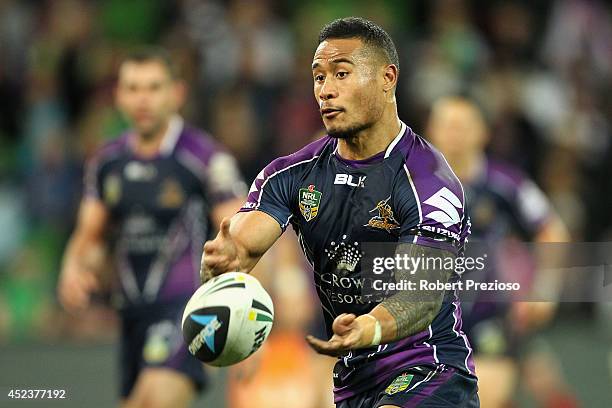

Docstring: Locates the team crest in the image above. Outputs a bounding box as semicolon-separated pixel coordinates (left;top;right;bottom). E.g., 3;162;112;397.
365;196;400;232
158;177;185;208
384;372;414;395
299;185;322;222
143;320;175;363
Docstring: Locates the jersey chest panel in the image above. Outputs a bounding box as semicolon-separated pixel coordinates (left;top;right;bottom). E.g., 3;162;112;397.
101;156;205;227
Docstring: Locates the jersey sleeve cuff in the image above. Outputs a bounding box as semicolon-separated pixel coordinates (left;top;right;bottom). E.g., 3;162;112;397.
238;207;291;232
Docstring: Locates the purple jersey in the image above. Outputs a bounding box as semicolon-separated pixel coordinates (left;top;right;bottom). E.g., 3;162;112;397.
466;159;551;241
85;116;246;310
240;122;474;402
461;159;553;350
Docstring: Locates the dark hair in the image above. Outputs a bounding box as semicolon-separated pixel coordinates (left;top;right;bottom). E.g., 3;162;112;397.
318;17;399;71
121;46;178;79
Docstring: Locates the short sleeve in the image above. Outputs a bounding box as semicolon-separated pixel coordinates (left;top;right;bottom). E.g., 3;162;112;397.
205;151;248;206
84;157;103;200
240;164;294;231
395;171;468;254
514;179;551;237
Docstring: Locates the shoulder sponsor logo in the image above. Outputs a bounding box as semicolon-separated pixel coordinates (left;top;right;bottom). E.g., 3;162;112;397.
248;169;266;194
299;184;322;222
334;174;366;188
423;187;463;227
125;161;157;181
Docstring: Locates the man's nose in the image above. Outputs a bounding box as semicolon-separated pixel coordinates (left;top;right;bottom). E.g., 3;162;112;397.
319;79;338;101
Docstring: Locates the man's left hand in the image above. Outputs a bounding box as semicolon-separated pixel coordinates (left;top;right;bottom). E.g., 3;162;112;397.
305;313;375;356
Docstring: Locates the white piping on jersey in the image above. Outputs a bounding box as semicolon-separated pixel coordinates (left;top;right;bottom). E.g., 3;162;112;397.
452;298;473;374
403;164;423;244
116;243;142;302
86;145;125;198
160;115;184;156
330;121;406;158
256;155;321;209
297;232;314;267
436;149;468;244
437;150;467;221
384;121;407;158
424;325;439;363
423;341;438;364
405;363;442;393
142;201;195;301
313;281;339;318
176;149;208;183
282;214;293;230
142;229;187;303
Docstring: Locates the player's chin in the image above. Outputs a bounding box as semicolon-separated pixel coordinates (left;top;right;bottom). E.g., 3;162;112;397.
134;120;161;137
326;126;352;139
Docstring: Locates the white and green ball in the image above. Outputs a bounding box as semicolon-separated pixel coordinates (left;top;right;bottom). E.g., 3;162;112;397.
181;272;274;367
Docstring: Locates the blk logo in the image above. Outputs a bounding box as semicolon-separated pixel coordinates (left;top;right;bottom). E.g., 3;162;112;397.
334;174;366;188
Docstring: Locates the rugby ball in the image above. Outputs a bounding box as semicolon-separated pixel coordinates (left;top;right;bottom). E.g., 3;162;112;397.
181;272;274;367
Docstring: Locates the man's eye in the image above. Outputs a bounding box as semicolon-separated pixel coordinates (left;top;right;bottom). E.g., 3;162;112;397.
337;72;348;79
314;75;325;82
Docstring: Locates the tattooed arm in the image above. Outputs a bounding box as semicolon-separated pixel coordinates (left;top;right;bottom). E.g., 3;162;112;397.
370;243;453;342
306;243;453;356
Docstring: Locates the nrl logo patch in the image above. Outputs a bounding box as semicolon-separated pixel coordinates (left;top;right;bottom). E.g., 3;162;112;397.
365;196;400;232
384;372;414;395
299;184;322;222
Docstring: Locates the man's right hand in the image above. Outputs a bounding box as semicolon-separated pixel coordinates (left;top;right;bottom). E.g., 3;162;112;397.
57;267;99;313
201;217;242;283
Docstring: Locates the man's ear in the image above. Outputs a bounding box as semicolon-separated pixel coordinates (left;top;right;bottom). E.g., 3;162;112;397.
382;64;398;93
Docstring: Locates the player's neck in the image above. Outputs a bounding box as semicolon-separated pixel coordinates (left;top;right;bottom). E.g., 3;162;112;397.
132;120;170;158
336;112;401;161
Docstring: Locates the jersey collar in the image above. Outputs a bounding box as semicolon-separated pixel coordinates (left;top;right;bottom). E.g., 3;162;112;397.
331;120;408;159
383;120;407;158
127;114;184;158
159;114;184;156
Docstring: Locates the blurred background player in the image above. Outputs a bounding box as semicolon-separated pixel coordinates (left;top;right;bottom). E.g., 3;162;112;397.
427;96;577;408
57;47;246;408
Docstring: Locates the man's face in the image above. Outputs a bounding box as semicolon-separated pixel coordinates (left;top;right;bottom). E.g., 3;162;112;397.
312;38;385;138
428;100;487;158
116;60;179;137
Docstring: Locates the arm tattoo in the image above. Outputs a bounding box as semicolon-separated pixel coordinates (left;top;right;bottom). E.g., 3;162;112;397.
380;243;453;339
